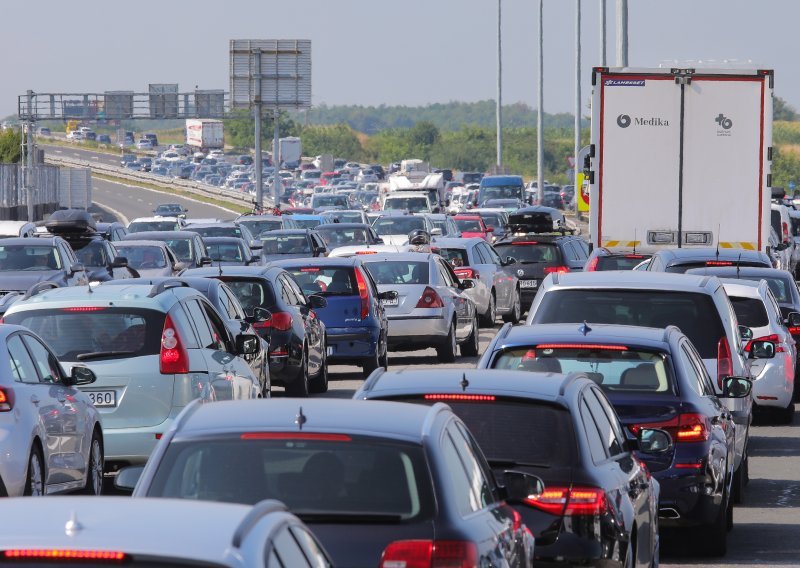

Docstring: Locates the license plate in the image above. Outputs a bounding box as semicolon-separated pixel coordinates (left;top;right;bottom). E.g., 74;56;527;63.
520;280;539;289
87;390;116;407
326;346;334;357
381;298;399;306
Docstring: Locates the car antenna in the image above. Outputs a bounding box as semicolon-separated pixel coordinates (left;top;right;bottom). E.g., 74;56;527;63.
218;259;223;277
737;253;742;278
715;225;721;259
460;373;469;392
633;229;637;255
295;407;307;431
579;321;592;336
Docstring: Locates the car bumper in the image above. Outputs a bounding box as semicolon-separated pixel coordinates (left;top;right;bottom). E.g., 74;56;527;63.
386;310;449;347
326;326;380;360
653;468;723;527
751;357;794;409
102;415;180;469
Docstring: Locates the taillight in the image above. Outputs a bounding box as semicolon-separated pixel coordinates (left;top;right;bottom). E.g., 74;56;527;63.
160;314;189;374
2;550;127;561
379;540;478;568
0;387;14;412
586;257;599;271
354;268;370;320
544;265;569;274
454;267;479;280
255;312;293;331
524;486;607;516
630;412;710;443
783;221;790;242
416;286;444;308
789;326;800;335
717;336;733;389
424;393;496;402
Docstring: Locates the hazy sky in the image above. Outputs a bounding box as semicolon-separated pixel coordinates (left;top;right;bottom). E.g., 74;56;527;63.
2;0;797;119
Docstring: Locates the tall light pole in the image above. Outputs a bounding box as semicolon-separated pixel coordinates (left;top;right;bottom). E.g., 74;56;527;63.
574;0;581;212
599;0;607;66
536;0;544;203
496;0;503;171
616;0;628;67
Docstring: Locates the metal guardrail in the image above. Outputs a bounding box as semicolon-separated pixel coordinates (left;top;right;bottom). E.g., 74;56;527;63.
43;155;273;210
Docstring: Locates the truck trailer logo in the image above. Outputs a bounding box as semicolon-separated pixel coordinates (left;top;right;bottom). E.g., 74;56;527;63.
617;114;631;128
715;113;733;136
605;79;646;87
616;114;670;128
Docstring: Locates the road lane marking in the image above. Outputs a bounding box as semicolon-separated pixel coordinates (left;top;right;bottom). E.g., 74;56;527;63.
92;200;129;225
95;178;239;215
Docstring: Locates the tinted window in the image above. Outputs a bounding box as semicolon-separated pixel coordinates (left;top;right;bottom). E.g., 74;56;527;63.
74;241;109;267
434;247;469;268
164;238;194;262
771;209;781;236
0;245;61;271
595;255;650;271
533;289;726;359
261;234;312;255
314;226;369;247
362;260;429;285
680;343;707;396
185;300;217;349
585;389;624;457
441;431;479;516
285;266;357;296
579;399;608;463
448;425;496;509
385;196;428;212
729;296;769;328
372;217;426;236
494;243;562;264
454;218;483;232
220;278;276;314
207;242;244;263
7;334;40;383
187;226;243;239
127;221;179;232
482;244;503;265
21;335;63;384
240;219;282;236
114;245;168;269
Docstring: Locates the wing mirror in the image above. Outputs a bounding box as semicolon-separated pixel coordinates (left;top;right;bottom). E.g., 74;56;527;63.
375;238;385;245
111;256;128;269
236;333;260;356
748;340;776;359
785;311;800;327
308;294;328;309
501;470;544;504
485;226;494;232
722;376;753;398
636;428;672;453
430;228;443;236
172;261;188;273
503;256;518;266
249;239;262;250
114;465;144;493
200;256;213;267
64;364;96;387
70;263;85;275
246;307;272;324
459;278;476;290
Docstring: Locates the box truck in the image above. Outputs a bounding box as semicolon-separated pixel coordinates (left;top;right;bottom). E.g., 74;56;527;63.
586;67;773;253
279;137;302;169
185;119;224;151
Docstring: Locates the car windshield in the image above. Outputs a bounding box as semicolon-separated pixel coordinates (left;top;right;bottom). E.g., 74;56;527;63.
114;245;168;270
312;195;348;208
239;219;282;236
5;308;162;362
434;248;469;268
478;186;523;203
74;241;108;268
493;347;676;395
736;276;793;303
315;226;369;247
455;218;483;232
384;197;428;212
494;243;560;264
0;245;61;271
372;217;425;236
729;296;769;328
207;243;244;263
128;221;179;233
328;212;363;223
291;218;322;229
479;213;505;230
156;205;183;215
218;278;275;314
363;261;429;285
287;266;357;296
188;226;243;239
533;290;726;359
260;235;311;255
144;436;435;522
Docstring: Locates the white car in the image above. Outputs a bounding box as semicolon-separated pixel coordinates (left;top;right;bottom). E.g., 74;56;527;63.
371;213;436;246
136;139;153;150
66;130;84;141
722;279;796;423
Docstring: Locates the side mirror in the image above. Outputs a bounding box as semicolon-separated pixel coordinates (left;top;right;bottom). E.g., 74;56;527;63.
502;470;544;504
486;226;494;232
236;333;260;356
314;246;327;256
246;307;272;324
70;263;85;275
722;376;753;398
249;239;263;250
430;228;443;236
504;256;518;266
67;365;96;386
739;325;753;341
200;256;213;267
748;340;776;359
308;294;328;309
378;290;399;301
114;465;144;493
111;256;128;269
375;238;385;245
173;261;187;273
637;428;672;453
785;311;800;327
459;278;476;290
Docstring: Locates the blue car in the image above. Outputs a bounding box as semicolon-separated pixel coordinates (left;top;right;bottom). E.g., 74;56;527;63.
269;257;393;377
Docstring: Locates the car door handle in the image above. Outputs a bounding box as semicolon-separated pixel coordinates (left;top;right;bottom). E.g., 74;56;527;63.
30;395;40;405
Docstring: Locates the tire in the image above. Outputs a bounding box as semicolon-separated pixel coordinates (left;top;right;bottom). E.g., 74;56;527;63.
502;289;521;324
362;348;380;379
461;316;480;357
79;431;103;496
309;349;329;394
378;334;389;370
479;292;496;328
776;401;795;425
703;488;729;557
285;348;309;397
23;445;45;497
437;320;457;363
733;456;748;504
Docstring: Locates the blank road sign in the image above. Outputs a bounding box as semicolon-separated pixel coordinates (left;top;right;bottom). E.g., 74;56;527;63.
230;39;311;109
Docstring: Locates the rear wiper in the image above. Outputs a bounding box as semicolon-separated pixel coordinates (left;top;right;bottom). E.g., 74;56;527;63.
489;458;550;468
518;260;543;265
295;512;403;523
77;351;137;361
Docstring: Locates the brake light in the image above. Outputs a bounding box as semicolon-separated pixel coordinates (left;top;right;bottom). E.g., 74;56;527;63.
354;268;370;320
160;314;189;374
544;265;569;274
625;254;645;259
241;432;351;441
512;241;538;245
61;306;107;312
2;550;127;561
630;412;710;443
524;486;607;516
789;326;800;334
0;387;14;412
380;540;478;568
706;261;733;266
454;267;479;280
717;336;733;389
300;267;320;272
535;343;627;351
424;394;496;401
255;311;293;331
586;257;599;271
416;286;444;308
783;221;790;242
356;250;378;255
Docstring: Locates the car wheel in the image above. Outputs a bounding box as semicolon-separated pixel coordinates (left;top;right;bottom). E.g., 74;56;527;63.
284;348;309;397
23;445;45;497
732;454;749;504
437;320;457;363
309;350;329;394
378;333;389;370
502;289;521;324
703;487;729;557
479;292;496;328
776;400;795;425
362;347;380;378
461;315;480;357
79;432;103;496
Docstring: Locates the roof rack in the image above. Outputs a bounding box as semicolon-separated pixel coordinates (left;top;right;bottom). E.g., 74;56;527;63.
22;282;59;301
231;499;289;548
148;279;190;297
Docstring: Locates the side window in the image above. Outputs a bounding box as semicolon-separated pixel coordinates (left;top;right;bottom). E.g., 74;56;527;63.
170;303;200;349
195;237;208;257
185;299;216;349
269;527;310;568
685;341;716;395
563;242;580;262
447;425;494;510
279;277;295;306
199;300;230;352
441;429;478;516
579;399;609;464
438;260;458;288
588;388;628;454
285;277;308;306
289;526;330;568
584;390;624;457
484;244;503;265
21;335;63;384
7;334;40;384
222;286;246;320
361;266;380;297
472;244;489;265
452;421;498;505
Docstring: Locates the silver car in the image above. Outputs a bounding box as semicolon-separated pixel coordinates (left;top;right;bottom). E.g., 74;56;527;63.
112;240;186;277
0;324;103;496
360;253;479;361
432;237;521;326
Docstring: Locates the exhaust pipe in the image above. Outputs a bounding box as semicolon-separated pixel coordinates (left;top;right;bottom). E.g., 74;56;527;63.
659;508;680;519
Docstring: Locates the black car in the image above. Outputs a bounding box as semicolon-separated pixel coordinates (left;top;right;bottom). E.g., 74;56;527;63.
259;229;327;262
479;323;761;556
356;369;663;566
183;266;328;396
95;221;128;242
153;204;188;218
646;247;772;273
585;248;652;271
204;237;259;266
123;231;212;269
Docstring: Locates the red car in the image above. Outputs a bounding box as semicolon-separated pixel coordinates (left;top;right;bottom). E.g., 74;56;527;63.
454;215;493;242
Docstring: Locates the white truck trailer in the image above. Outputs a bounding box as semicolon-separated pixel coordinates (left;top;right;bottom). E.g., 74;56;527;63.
185;119;224;151
586;67;773;253
279;137;302;168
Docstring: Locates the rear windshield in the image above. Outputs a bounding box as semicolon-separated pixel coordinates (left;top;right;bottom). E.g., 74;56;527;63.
507;212;555;233
260;234;311;255
291;218;322;229
771;209;781;235
737;276;793;303
5;307;162;362
163;239;195;262
114;245;168;269
729;296;769;328
312;195;348;208
218;278;276;313
479;213;505;230
596;255;650;271
0;245;61;271
128;221;179;233
667;261;769;274
373;217;426;236
286;266;357;296
207;242;244;263
455;218;483;232
533;290;726;359
239;219;282;236
145;436;435;522
385;197;428;211
434;248;469;268
187;226;244;239
329;211;363;223
74;241;109;268
493;347;675;395
362;261;429;285
494;242;561;264
315;226;369;247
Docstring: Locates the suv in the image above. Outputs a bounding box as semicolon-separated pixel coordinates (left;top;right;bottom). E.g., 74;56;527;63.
0;237;88;293
382;192;432;214
645;247;772;273
3;282;261;470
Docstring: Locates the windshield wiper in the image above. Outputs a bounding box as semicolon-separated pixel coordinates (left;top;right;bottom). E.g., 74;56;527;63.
518;260;543;265
489;458;550;468
295;511;403;523
77;350;137;361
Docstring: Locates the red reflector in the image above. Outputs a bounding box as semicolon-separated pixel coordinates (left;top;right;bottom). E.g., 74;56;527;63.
512;241;538;245
2;550;127;561
240;432;352;441
706;260;733;266
356;250;378;255
61;306;107;312
154;433;162;440
675;462;703;469
300;267;320;272
424;393;496;402
586;257;599;271
535;343;628;351
544;265;569;274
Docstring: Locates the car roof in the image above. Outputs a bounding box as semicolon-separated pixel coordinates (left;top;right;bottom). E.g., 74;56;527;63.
720;279;766;298
125;231;198;239
0;237;57;245
268;257;358;268
174;399;442;443
183;265;277;278
260;229;312;236
185;223;238;229
684;266;792;279
543;270;721;293
114;240;169;248
494;322;676;351
129;217;178;223
431;237;485;247
357;252;434;263
314;223;370;230
203;236;247;244
5;282;196;311
654;247;770;262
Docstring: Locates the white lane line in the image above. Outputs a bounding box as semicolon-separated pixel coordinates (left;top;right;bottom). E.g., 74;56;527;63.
136;198;143;202
54;149;63;153
93;200;129;226
91;156;99;161
96;177;239;215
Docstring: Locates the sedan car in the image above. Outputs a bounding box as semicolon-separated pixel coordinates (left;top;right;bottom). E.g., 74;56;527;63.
153;203;187;218
124;398;538;567
136;139;153;150
123;230;212;269
356;369;663;566
359;253;479;361
259;229;328;262
0;324;103;496
204;236;259;266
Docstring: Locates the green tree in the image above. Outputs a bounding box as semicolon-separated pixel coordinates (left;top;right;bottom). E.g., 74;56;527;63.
223;110;299;150
300;124;365;161
771;146;800;189
774;96;799;122
0;129;21;163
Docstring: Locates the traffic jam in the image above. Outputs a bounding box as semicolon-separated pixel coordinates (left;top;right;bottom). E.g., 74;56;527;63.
0;67;794;567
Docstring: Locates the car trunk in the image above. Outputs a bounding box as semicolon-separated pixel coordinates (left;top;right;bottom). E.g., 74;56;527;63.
376;284;427;316
608;394;682;472
309;522;436;568
313;294;363;328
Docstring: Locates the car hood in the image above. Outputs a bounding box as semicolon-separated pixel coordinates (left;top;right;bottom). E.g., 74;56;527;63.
0;271;64;291
380;234;410;246
328;245;408;257
261;253;314;261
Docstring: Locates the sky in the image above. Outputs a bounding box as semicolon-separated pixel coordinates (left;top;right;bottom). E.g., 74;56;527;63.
2;0;798;119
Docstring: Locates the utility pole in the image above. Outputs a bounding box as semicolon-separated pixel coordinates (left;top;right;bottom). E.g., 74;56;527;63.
253;50;264;210
616;0;628;67
574;0;581;212
272;109;282;208
496;0;503;170
25;91;35;222
599;0;606;66
536;0;544;203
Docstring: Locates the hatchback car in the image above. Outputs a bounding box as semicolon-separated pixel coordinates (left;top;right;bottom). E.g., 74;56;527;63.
0;237;88;293
312;222;383;253
260;229;328;262
356;369;664;566
153;203;188;218
3;283;261;470
184;222;259;250
205;236;259;266
236;215;297;237
125;398;538;567
371;213;435;247
646;247;772;273
585;248;653;271
0;324;102;497
127;216;183;233
124;230;212;269
112;240;186;277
